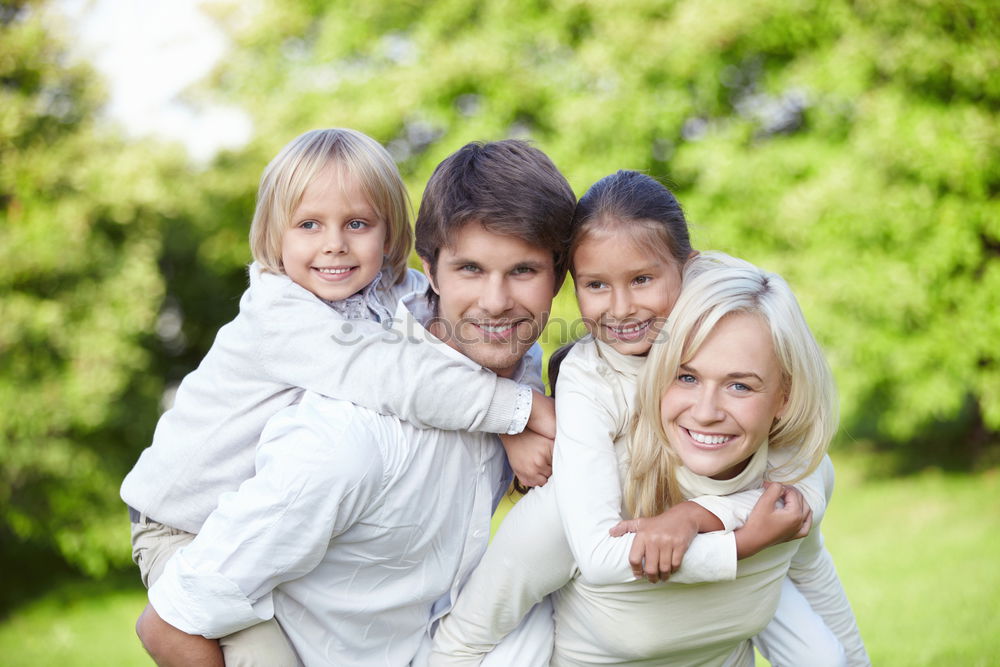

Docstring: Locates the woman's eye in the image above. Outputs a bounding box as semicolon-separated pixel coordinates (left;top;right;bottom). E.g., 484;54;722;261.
346;219;368;230
731;382;751;392
677;374;696;384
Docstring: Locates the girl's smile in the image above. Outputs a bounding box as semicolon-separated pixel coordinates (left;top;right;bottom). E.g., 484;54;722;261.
572;227;684;357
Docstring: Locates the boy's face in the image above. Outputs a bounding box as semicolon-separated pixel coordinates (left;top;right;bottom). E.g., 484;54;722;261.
422;223;557;378
281;164;387;302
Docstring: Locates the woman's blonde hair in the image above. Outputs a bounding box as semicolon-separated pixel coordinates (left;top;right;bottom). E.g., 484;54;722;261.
249;128;412;284
625;252;838;517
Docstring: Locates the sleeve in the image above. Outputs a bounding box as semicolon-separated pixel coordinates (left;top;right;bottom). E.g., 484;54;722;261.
550;357;636;584
769;451;833;524
786;459;871;666
430;485;574;665
147;397;385;638
551;357;736;585
250;274;527;435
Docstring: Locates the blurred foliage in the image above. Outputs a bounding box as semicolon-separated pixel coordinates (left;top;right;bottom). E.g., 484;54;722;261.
0;0;190;577
1;0;998;578
196;0;999;445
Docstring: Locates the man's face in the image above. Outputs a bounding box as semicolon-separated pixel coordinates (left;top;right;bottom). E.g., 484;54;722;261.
422;223;557;378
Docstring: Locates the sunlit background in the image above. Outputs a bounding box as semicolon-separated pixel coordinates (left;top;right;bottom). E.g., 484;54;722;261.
2;0;998;664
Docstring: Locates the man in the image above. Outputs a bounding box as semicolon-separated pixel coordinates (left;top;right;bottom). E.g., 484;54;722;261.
136;140;576;665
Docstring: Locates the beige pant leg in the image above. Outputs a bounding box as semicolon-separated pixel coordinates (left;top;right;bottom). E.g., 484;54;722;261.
130;516;196;588
130;515;300;666
219;621;301;667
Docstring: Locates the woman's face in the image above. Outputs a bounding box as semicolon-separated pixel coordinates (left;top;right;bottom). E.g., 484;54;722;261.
660;313;787;480
573;228;684;357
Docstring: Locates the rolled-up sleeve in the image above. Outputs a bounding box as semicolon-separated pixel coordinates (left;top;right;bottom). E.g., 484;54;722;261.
148;394;385;638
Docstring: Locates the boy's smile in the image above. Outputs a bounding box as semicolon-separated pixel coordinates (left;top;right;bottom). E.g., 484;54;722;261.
281;164;387;302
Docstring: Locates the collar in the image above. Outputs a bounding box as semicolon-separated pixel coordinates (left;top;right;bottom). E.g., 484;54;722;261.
675;440;770;499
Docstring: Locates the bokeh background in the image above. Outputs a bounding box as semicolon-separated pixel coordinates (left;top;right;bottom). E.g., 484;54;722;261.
1;0;998;664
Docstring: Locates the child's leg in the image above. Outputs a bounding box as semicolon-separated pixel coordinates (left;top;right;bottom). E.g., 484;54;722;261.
429;483;576;665
130;511;299;666
480;597;554;667
752;577;846;667
218;621;301;667
130;511;196;587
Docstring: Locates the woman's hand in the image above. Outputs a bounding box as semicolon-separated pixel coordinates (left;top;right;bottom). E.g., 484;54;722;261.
499;428;553;488
609;501;724;583
735;482;813;559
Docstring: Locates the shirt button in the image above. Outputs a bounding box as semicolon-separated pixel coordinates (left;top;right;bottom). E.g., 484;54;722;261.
479;464;486;473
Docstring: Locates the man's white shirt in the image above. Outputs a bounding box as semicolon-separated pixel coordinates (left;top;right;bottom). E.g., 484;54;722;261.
149;295;541;666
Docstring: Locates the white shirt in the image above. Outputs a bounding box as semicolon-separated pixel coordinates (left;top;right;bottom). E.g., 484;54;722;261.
149;295;544;666
122;264;531;534
431;336;867;666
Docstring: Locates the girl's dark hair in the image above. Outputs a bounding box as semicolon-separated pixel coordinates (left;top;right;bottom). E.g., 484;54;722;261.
569;170;692;272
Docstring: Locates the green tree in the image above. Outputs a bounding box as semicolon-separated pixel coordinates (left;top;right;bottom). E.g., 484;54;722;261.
196;0;998;458
0;0;190;577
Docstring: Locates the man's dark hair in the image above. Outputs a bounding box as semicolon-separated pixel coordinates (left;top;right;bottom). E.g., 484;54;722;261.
415;140;576;290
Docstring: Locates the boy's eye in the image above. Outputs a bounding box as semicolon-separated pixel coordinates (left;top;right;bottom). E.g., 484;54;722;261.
346;219;368;230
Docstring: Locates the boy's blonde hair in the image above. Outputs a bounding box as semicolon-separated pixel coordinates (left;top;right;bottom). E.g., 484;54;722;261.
249;128;412;284
625;252;838;518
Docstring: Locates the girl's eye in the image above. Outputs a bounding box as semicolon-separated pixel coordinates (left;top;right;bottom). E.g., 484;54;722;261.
585;281;606;290
633;275;652;286
346;219;368;230
299;220;319;230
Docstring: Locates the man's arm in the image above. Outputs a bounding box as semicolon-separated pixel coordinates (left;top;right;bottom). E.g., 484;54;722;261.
136;604;224;667
146;395;385;641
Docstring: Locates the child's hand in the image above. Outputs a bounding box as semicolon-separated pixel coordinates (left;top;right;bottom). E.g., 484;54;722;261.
526;391;556;440
735;482;813;559
499;428;553;488
609;501;718;583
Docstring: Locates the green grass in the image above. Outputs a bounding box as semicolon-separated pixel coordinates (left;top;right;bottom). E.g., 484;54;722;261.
3;454;999;666
0;575;149;666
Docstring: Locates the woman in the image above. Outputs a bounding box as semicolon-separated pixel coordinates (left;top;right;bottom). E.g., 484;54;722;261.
430;253;867;665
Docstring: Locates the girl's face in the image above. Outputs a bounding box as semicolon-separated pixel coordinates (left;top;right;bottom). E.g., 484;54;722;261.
660;313;787;480
281;163;387;302
573;228;684;356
